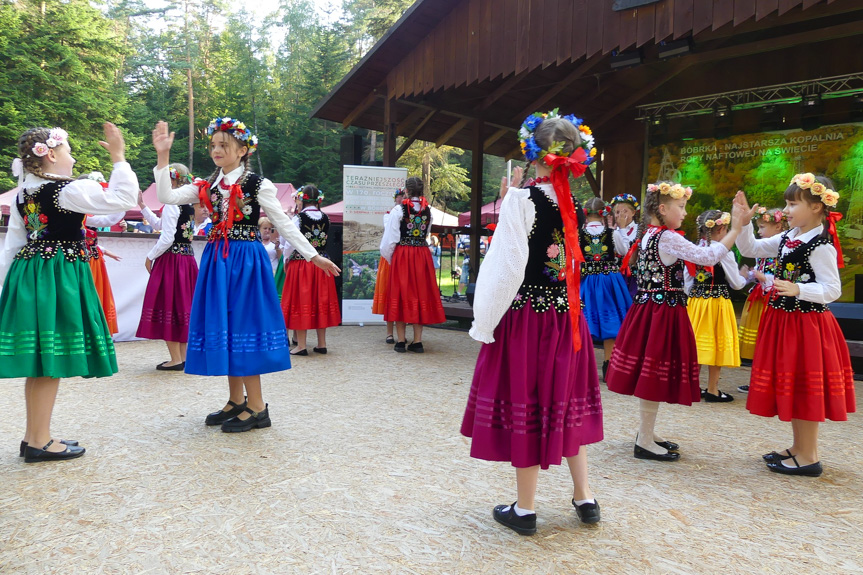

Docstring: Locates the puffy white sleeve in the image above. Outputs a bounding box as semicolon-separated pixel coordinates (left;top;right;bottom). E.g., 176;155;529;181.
736;223;783;258
154;165;200;205
658;232;729;266
798;243;842;304
146;203;180;261
85;211;125;228
720;250;747;290
381;206;403;263
683;265;694;296
58;162;138;214
141;206;162;231
469;189;534;344
0;205;28;283
259;178;317;261
281;215;302;260
612;228;631;256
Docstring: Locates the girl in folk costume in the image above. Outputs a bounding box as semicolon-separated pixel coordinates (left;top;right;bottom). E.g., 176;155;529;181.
579;197;632;382
734;176;854;477
373;188;406;344
461;111;603;535
737;208;786;378
152;119;340;432
0;124;138;462
381;177;445;353
136;163;199;371
606;182;746;461
684;210;747;402
281;185;341;355
611;193;641;298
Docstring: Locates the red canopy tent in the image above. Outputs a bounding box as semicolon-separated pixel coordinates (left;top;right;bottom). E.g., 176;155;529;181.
457;198;502;227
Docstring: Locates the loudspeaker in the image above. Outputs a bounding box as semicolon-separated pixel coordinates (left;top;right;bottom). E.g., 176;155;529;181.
340;134;363;166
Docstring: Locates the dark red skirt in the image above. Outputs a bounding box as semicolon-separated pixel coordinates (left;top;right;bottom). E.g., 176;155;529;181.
748;306;855;422
136;252;198;342
384;245;445;325
281;259;341;330
606;300;701;405
461;305;603;469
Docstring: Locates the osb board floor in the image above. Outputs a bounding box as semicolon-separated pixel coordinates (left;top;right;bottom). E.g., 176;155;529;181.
0;327;860;575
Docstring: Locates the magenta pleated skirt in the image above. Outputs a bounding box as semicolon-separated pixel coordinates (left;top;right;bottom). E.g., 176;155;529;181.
461;305;603;470
136;252;198;342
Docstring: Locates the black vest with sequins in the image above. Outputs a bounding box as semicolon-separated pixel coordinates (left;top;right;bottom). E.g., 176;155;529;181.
633;229;687;307
769;233;831;313
398;202;431;246
579;227;619;275
290;210;330;260
169;204;196;256
207;173;263;242
15;181;89;263
690;253;730;299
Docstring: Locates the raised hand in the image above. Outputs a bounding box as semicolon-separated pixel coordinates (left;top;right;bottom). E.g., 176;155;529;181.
152;121;175;168
98;122;126;164
732;190;758;229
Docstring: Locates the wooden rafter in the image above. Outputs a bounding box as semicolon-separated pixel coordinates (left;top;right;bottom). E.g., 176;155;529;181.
435;118;470;147
341;90;381;129
395;110;439;160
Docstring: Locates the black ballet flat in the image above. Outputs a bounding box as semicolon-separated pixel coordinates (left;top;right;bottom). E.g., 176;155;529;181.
20;439;79;458
24;440;86;463
205;399;247;426
156;361;185;371
394;341;406;353
572;499;601;524
634;444;680;461
313;347;327;354
766;454;823;477
493;503;536;536
291;348;309;356
702;389;734;403
655;440;679;452
221;405;272;433
407;342;424;353
385;336;395;344
763;449;794;463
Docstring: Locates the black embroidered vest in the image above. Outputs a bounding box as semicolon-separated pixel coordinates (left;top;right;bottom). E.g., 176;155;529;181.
398;202;431;246
290;210;330;260
579;227;619;275
207;173;263;242
633;229;687;307
769;233;831;313
510;187;570;313
15;181;89;263
169;204;196;256
690;251;730;299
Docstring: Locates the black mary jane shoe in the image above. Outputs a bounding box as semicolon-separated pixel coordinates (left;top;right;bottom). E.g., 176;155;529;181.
385;336;395;344
407;342;424;353
492;503;536;536
221;405;272;433
634;443;680;461
763;449;794;463
702;389;734;403
20;439;79;458
655;440;679;452
394;341;407;353
766;454;823;477
24;440;86;463
572;499;601;524
290;348;309;356
601;360;609;383
313;347;327;354
156;361;186;371
205;399;247;426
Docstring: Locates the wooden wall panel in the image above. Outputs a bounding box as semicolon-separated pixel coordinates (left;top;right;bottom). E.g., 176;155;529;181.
713;0;734;29
543;0;560;67
734;0;757;25
515;0;531;73
756;0;779;20
602;0;621;54
674;0;694;39
528;0;545;70
557;0;574;63
572;0;588;58
504;0;519;76
778;0;799;16
468;0;481;85
490;0;506;79
692;0;713;34
444;10;455;89
454;2;469;86
478;0;492;82
636;3;656;46
585;0;604;56
424;32;435;94
654;0;674;42
618;4;639;50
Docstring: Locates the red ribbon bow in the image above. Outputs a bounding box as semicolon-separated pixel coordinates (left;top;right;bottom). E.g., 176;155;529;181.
620;225;702;277
784;239;802;250
827;211;844;269
197;177;245;258
543;149;588;352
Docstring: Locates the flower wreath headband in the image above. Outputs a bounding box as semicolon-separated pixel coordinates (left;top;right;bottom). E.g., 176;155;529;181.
294;186;324;204
611;193;640;211
169;167;193;184
30;128;68;158
790;172;839;208
647;182;693;200
584;205;612;217
206;117;258;155
702;212;731;229
755;207;787;224
518;109;596;165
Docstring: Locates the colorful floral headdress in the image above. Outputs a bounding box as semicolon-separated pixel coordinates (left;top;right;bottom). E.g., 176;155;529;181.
294;185;324;204
518;109;596;165
169;167;193;184
206;117;258;155
393;188;406;200
790;172;839;208
755;207;786;224
647;182;693;200
584;205;612;217
703;212;731;229
610;193;640;211
30;128;68;158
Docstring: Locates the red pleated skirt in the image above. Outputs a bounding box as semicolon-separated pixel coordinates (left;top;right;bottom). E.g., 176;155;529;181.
281;258;341;330
89;256;118;335
606;300;702;405
372;256;391;315
748;306;855;422
384;245;445;325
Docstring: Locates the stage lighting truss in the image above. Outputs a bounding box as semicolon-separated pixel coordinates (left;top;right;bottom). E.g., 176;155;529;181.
635;73;863;121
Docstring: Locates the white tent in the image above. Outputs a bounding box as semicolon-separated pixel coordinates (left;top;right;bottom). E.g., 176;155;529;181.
430;206;458;227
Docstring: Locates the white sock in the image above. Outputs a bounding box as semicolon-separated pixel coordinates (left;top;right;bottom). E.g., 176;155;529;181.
637;400;667;455
513;503;534;516
573;498;595;506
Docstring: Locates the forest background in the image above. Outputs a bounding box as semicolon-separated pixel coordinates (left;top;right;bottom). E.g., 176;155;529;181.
0;0;512;213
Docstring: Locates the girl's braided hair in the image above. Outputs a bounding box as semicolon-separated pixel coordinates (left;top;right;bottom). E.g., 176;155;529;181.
17;128;72;182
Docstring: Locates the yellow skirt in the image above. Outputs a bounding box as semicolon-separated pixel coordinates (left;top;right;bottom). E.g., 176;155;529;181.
738;296;766;360
687;296;740;367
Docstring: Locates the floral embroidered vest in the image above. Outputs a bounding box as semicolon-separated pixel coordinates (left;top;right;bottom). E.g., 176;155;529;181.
769;233;831;313
633;229;687;307
398;202;431;246
511;187;569;313
15;181;89;263
290;210;330;260
690;255;730;299
170;204;196;256
579;227;619;275
207;173;263;242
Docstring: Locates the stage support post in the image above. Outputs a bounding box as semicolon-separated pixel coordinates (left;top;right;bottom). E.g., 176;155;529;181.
383;96;397;167
470;118;484;285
